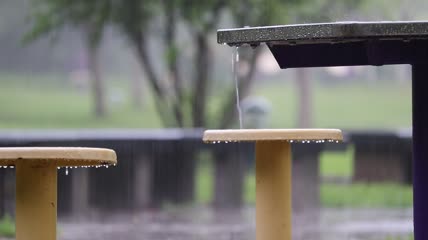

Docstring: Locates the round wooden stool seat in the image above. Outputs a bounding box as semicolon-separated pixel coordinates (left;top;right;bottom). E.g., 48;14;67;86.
0;147;117;240
203;128;343;142
0;147;117;167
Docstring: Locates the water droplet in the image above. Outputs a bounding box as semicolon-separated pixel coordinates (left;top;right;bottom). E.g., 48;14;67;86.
65;168;69;176
290;140;294;143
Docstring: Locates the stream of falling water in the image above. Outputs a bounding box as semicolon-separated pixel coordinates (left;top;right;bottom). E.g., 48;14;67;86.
233;46;243;129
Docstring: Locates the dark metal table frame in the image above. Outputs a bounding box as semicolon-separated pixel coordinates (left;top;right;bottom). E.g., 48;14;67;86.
218;21;428;239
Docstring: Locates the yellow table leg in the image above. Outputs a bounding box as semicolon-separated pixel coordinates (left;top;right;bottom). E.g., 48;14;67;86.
16;161;57;240
256;141;292;240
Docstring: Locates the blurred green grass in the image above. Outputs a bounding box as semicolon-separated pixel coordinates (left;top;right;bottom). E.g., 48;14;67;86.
254;81;411;129
0;74;161;128
320;147;354;178
0;215;15;238
196;150;413;208
321;183;413;208
196;151;214;204
0;74;411;129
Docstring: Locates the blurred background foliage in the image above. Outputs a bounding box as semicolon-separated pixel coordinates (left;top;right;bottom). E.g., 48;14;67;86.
0;0;420;129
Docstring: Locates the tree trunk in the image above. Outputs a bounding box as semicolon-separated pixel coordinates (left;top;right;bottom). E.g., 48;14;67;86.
292;144;323;234
86;39;106;118
213;143;250;208
296;68;312;128
163;2;184;127
133;35;175;127
131;62;144;109
192;33;210;127
294;69;320;231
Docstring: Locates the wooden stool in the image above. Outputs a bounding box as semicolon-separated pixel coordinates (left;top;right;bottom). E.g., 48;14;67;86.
203;129;343;240
0;147;117;240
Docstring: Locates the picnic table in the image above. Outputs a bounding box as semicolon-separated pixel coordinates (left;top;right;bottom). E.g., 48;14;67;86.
218;21;428;240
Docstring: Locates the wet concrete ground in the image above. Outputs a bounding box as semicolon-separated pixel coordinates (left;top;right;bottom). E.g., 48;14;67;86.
1;207;413;240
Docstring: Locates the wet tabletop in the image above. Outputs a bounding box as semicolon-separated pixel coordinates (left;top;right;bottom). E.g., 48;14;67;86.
218;21;428;46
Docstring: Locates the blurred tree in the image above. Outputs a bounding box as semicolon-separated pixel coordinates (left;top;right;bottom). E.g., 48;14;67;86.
108;0;301;128
26;0;365;127
26;0;110;118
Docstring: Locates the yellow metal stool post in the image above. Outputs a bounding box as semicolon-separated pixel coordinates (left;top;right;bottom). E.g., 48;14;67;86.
16;161;57;240
256;141;291;240
0;147;117;240
203;129;343;240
